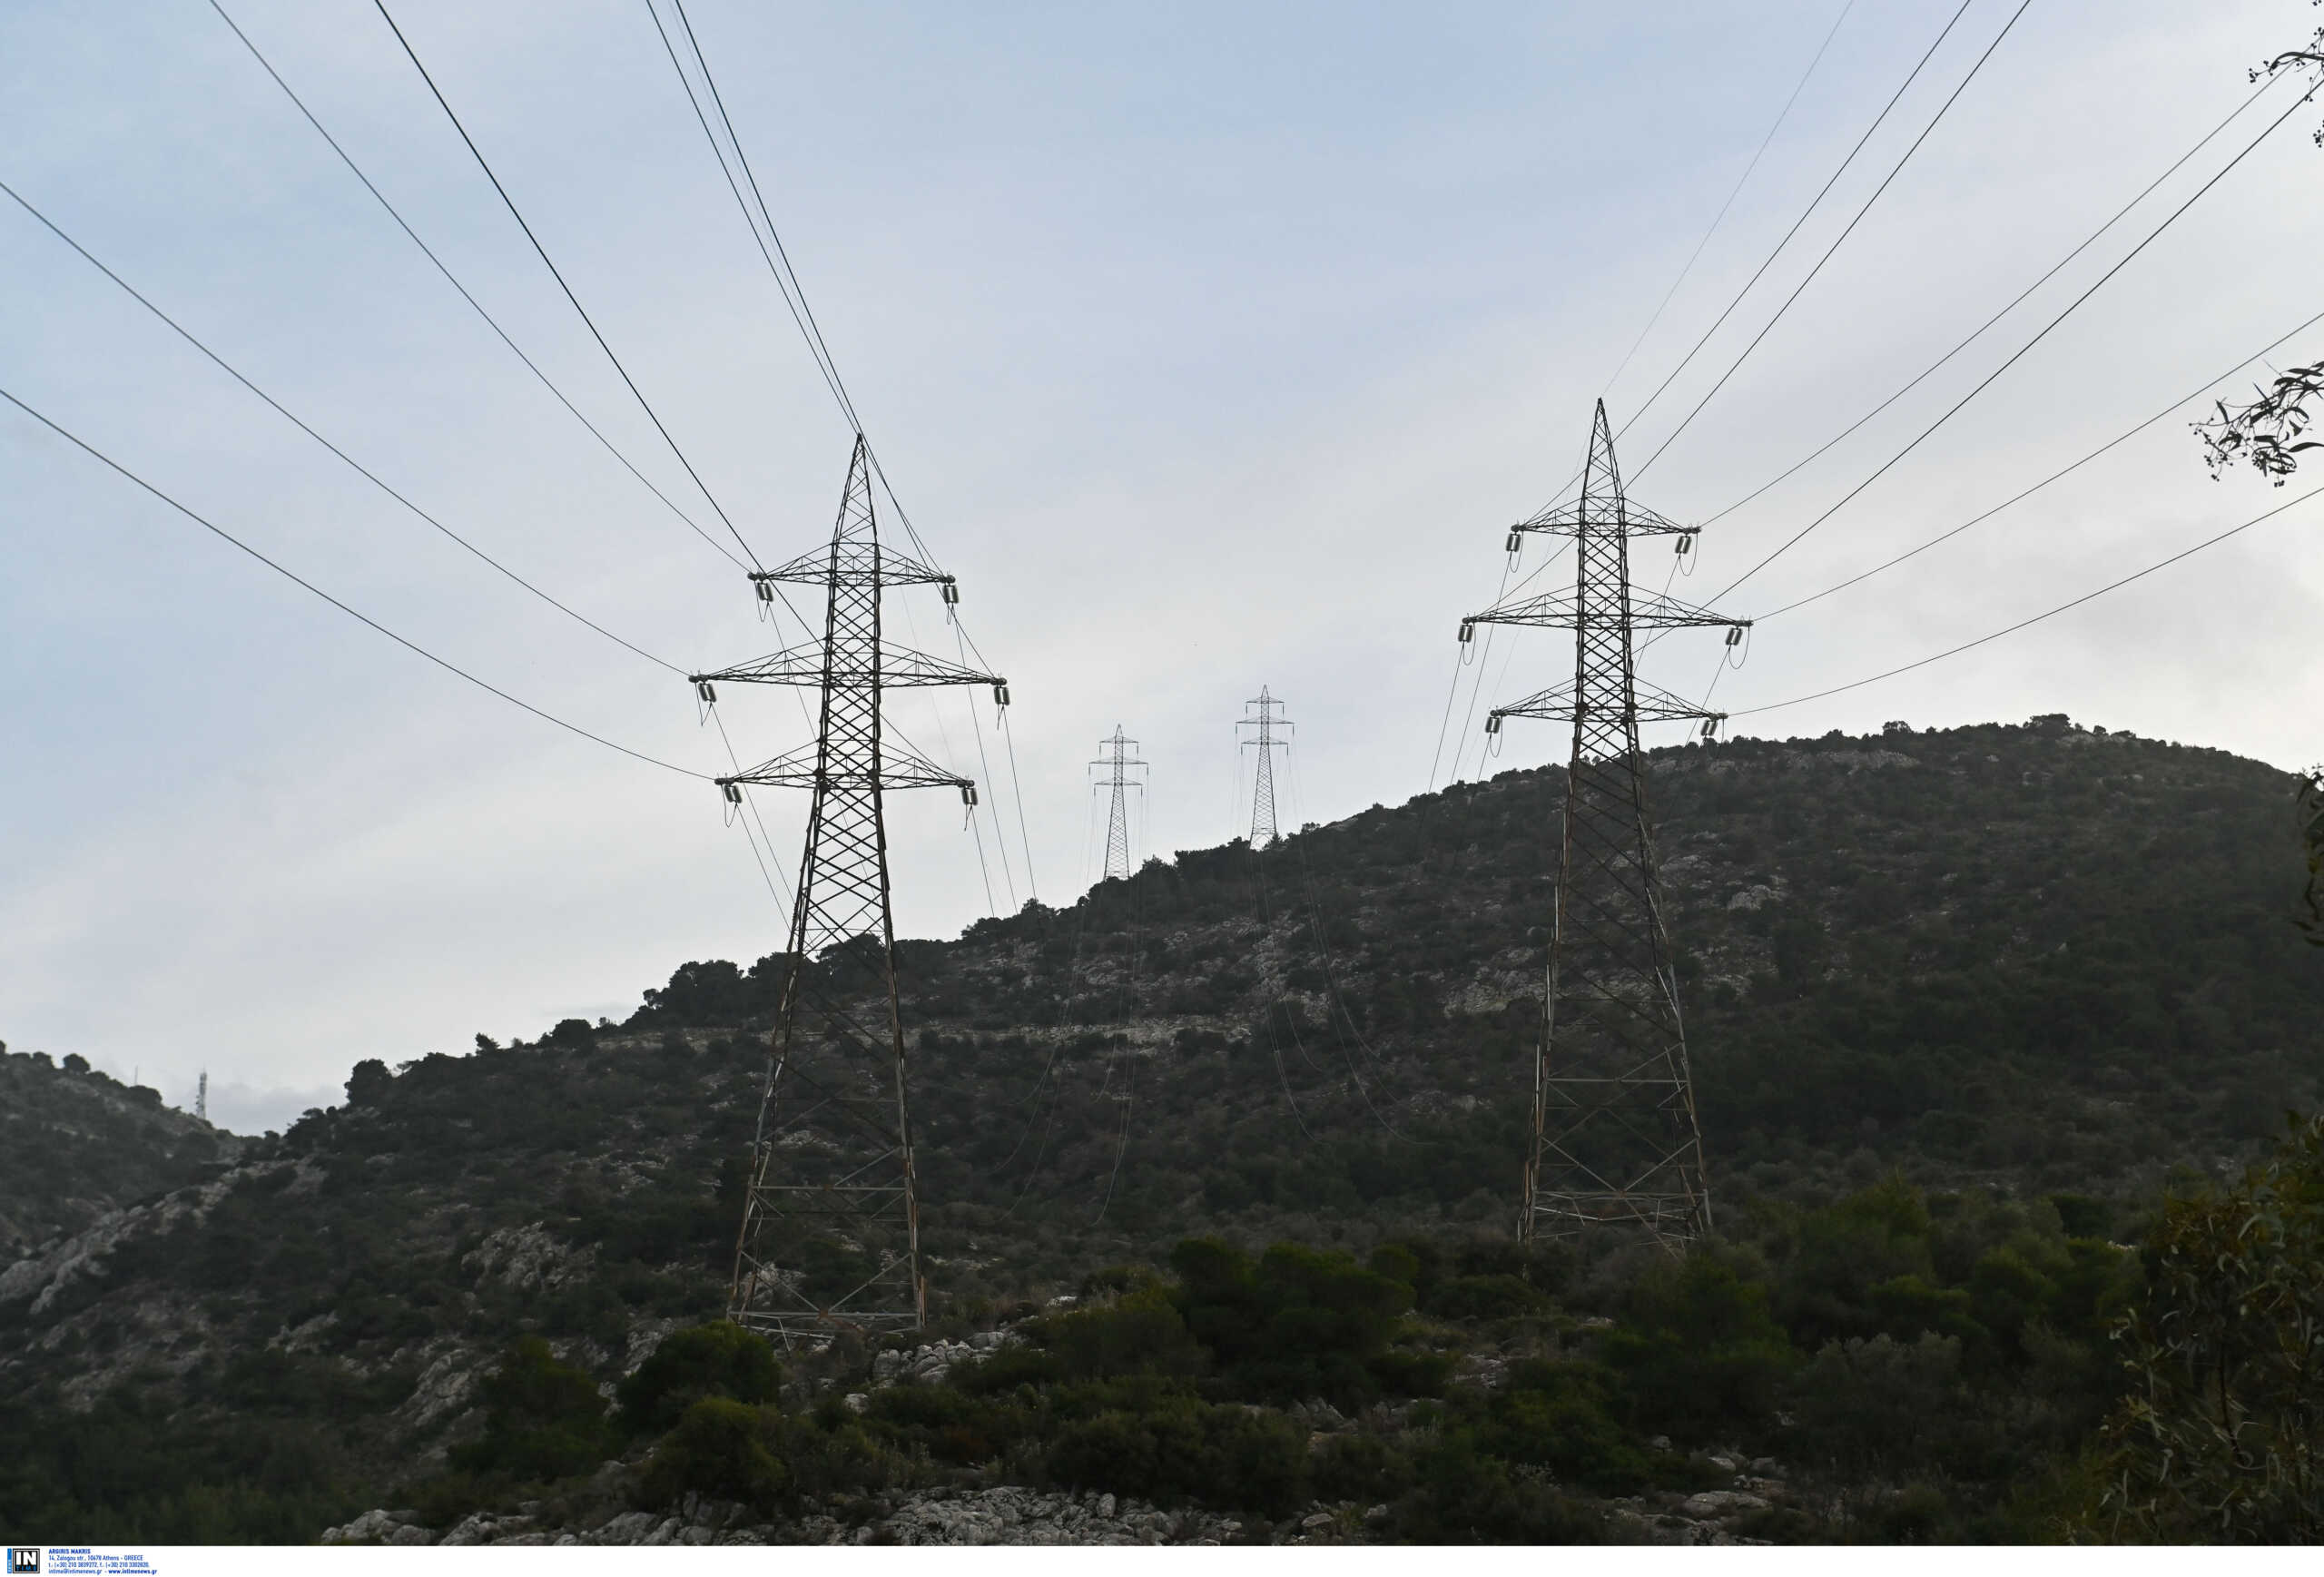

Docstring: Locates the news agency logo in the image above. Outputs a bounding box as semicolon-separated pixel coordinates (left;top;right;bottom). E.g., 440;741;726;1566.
6;1548;39;1575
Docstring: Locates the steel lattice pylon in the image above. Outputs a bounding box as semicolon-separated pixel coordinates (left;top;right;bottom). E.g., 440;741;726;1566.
1090;725;1147;882
691;435;1003;1345
1465;401;1748;1251
1238;687;1293;848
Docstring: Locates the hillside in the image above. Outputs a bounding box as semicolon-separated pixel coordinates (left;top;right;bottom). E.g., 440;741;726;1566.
0;1048;236;1258
1;715;2318;1542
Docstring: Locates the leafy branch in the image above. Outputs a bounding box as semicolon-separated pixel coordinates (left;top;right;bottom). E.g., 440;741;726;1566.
2195;11;2324;482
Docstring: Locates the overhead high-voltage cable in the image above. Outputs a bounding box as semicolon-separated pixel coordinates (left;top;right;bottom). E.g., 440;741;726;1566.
1596;0;1977;468
8;172;798;898
1600;0;1858;404
370;0;763;570
1724;478;2324;717
4;387;713;780
1684;68;2290;536
1;178;686;680
648;0;859;434
1748;302;2324;623
1702;75;2324;605
1622;80;2315;681
209;0;751;577
1627;0;2037;487
653;0;1042;903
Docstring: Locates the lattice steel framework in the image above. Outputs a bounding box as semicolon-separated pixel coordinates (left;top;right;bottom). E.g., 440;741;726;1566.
691;435;1003;1345
1238;687;1293;848
1465;401;1748;1252
1090;725;1147;882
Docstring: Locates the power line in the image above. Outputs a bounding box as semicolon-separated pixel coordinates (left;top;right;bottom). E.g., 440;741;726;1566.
670;0;863;435
1728;478;2324;717
1604;0;1978;468
370;0;763;570
4;385;711;781
1628;0;2037;486
1752;301;2324;622
643;0;857;429
1601;0;1858;402
1;177;686;679
1705;76;2324;605
647;0;956;586
647;0;1047;896
1692;68;2288;536
207;0;750;575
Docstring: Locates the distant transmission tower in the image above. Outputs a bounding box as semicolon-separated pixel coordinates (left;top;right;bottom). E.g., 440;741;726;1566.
1463;400;1748;1251
693;434;1005;1345
195;1069;208;1123
1238;686;1294;848
1089;726;1147;882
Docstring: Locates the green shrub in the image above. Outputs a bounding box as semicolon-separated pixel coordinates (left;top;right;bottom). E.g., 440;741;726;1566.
1386;1435;1608;1543
1603;1250;1798;1440
639;1397;787;1509
863;1382;1026;1464
448;1337;612;1482
1367;1345;1456;1398
1168;1237;1414;1405
1045;1395;1306;1515
2083;1114;2324;1542
1426;1274;1550;1321
1312;1433;1415;1503
1478;1360;1654;1494
615;1321;783;1437
1039;1287;1206;1382
1787;1333;1965;1476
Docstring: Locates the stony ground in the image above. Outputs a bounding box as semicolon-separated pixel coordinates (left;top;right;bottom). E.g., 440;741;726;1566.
315;1332;1800;1546
326;1486;1254;1547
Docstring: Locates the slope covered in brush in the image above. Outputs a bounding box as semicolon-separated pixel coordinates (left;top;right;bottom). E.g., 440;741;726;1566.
1;716;2316;1540
0;1048;234;1259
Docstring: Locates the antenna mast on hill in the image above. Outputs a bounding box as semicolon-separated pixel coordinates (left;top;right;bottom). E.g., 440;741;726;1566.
691;434;1005;1345
195;1070;208;1123
1239;687;1294;848
1090;726;1147;882
1462;400;1749;1251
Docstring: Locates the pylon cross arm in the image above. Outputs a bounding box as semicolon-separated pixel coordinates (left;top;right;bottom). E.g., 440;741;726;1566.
720;742;972;794
1515;498;1694;538
1466;587;1746;632
692;641;1004;689
1491;676;1728;727
752;547;951;587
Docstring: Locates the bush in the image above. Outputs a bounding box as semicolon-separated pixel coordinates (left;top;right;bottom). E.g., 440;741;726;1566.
1312;1433;1415;1503
1045;1395;1306;1515
2083;1114;2324;1541
1368;1345;1456;1398
615;1322;783;1437
1787;1334;1965;1476
1603;1250;1798;1440
639;1398;787;1509
448;1337;612;1483
1039;1288;1206;1382
1426;1274;1550;1321
863;1382;1025;1464
1477;1360;1656;1494
1386;1436;1608;1543
1168;1238;1414;1405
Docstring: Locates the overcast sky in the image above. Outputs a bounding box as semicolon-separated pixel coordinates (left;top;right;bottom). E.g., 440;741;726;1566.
5;0;2320;1130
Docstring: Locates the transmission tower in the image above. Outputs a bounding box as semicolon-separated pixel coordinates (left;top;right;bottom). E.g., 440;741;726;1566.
1238;686;1294;848
1089;726;1147;882
195;1069;207;1124
1462;400;1748;1251
691;433;1005;1345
